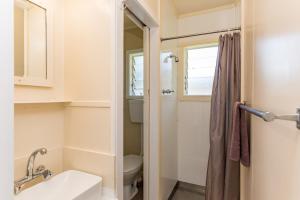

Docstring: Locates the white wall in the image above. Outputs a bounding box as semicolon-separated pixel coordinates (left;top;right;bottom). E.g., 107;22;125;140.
176;4;241;186
14;104;64;180
177;102;210;186
63;0;116;189
177;5;240;36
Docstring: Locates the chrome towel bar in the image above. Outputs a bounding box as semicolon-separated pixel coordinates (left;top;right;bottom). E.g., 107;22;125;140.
239;104;300;129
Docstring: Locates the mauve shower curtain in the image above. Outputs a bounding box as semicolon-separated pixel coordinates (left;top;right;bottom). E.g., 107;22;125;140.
205;33;241;200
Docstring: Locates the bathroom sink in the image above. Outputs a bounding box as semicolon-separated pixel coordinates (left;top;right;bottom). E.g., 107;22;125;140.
14;170;102;200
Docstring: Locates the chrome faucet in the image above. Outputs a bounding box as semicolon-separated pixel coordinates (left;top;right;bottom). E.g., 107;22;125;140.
14;148;52;195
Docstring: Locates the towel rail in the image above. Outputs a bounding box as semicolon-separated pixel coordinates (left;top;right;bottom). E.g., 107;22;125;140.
239;104;300;129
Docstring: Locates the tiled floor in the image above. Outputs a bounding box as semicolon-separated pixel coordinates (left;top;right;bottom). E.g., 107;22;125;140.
171;188;205;200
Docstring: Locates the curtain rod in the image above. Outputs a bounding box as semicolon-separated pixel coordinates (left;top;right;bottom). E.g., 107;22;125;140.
161;27;241;42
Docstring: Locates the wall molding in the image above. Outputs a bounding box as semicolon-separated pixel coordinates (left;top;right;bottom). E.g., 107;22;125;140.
65;101;111;108
14;147;115;161
14;146;115;163
63;146;115;158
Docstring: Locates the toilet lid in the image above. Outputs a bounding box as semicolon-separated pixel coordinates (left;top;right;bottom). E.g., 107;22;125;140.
124;155;143;173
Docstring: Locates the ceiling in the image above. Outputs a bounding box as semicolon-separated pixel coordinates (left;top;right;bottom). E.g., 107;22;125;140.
173;0;238;15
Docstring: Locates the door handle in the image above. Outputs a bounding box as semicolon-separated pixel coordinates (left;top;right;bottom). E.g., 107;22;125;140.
162;89;175;95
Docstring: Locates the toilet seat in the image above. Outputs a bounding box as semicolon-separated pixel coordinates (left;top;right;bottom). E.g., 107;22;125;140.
124;155;143;176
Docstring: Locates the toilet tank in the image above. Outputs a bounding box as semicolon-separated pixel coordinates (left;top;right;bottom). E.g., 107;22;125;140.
128;99;143;123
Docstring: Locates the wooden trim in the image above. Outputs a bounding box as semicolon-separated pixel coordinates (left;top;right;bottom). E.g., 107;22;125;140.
64;146;115;158
14;100;71;104
114;1;124;199
14;76;53;87
65;101;111;108
143;26;150;200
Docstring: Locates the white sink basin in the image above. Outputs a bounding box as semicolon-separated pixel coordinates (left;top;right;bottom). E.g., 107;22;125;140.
14;170;103;200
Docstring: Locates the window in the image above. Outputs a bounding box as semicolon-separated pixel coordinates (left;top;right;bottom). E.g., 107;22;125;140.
184;44;218;96
128;51;144;97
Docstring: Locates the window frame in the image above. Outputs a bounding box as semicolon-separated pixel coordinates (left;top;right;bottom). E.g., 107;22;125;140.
178;40;219;102
126;49;144;99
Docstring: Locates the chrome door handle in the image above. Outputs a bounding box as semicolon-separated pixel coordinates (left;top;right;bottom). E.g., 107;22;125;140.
162;89;175;95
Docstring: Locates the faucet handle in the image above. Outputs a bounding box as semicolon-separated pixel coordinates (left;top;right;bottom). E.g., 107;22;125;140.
35;165;45;173
42;169;52;180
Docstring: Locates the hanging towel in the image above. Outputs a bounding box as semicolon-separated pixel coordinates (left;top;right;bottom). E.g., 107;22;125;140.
230;102;250;167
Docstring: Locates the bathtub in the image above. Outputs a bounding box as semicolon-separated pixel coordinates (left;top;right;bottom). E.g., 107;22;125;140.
14;170;103;200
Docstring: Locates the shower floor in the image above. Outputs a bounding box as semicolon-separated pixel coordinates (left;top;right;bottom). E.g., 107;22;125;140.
170;182;205;200
171;188;205;200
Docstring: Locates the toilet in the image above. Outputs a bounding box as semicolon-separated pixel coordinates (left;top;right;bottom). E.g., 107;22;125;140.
123;155;143;200
124;99;144;200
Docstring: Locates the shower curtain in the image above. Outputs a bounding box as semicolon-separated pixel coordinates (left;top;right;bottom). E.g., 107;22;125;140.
205;33;241;200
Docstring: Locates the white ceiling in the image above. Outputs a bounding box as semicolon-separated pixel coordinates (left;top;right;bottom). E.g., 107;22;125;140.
173;0;238;15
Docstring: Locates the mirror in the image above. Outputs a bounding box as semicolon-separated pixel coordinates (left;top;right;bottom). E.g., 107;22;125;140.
14;0;49;86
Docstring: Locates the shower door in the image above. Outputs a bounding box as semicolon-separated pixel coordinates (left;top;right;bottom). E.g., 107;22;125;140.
160;51;178;199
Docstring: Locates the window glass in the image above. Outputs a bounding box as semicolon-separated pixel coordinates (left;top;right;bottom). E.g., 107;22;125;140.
129;52;144;96
185;45;218;96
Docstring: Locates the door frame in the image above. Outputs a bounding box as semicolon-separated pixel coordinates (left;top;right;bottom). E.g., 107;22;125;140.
114;0;160;199
0;0;14;199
